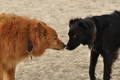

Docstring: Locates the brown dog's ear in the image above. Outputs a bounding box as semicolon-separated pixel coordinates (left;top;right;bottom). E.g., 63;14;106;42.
29;22;47;57
35;22;47;38
30;22;47;43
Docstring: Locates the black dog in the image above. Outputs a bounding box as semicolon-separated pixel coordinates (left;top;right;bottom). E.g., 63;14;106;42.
66;11;120;80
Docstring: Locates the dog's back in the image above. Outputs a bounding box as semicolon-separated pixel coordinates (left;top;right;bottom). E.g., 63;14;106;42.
0;14;38;71
92;11;120;52
93;11;120;25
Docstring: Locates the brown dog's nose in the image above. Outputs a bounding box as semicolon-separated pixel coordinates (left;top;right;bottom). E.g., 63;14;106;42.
63;44;66;48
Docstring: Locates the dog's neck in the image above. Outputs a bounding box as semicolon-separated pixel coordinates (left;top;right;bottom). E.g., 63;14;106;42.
27;24;33;60
92;25;97;42
27;39;33;59
88;24;97;50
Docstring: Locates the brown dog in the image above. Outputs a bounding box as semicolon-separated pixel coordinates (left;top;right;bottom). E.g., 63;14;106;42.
0;13;65;80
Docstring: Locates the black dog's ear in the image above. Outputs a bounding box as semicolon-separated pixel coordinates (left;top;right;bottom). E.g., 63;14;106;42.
78;22;88;29
69;19;79;24
92;17;99;25
69;18;82;27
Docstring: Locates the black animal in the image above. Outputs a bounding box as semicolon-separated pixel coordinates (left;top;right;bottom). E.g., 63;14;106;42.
66;11;120;80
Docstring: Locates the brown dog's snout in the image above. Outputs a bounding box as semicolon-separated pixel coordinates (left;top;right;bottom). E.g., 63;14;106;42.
53;43;65;50
62;44;66;48
60;43;66;49
59;40;66;49
48;39;66;50
56;39;66;50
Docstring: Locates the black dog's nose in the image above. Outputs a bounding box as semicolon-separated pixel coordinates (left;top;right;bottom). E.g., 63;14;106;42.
66;45;70;50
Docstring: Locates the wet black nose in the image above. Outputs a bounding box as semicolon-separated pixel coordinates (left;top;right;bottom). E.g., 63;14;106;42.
66;45;70;50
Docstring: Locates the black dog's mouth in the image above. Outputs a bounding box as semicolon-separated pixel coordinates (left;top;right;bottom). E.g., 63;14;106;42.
66;46;74;50
82;40;88;45
66;44;80;50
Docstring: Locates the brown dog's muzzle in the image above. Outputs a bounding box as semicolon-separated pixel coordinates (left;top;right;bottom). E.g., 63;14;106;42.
54;39;66;50
48;39;66;50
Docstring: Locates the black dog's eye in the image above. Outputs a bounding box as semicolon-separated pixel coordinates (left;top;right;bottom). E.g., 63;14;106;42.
73;35;76;38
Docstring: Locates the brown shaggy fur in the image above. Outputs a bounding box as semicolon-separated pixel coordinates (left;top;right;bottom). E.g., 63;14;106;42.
0;13;65;80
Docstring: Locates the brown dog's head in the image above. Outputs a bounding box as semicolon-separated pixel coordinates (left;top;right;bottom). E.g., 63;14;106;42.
30;21;65;56
45;26;65;50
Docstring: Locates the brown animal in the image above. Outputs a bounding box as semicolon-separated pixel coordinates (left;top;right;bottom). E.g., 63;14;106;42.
0;13;65;80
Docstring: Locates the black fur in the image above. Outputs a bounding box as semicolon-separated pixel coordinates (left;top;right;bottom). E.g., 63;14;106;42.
66;11;120;80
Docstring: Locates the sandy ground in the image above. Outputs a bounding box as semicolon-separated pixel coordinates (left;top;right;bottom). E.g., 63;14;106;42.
0;0;120;80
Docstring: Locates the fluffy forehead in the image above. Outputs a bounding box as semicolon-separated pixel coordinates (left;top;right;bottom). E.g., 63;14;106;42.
69;27;80;36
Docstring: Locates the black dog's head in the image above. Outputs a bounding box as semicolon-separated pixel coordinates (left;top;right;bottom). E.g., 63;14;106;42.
66;18;96;50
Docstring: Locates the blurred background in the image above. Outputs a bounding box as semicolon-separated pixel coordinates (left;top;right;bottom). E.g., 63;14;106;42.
0;0;120;80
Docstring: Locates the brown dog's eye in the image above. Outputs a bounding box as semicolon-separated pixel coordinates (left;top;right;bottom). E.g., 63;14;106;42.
54;37;57;40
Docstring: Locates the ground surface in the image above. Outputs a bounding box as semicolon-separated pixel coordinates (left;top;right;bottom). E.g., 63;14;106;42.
0;0;120;80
